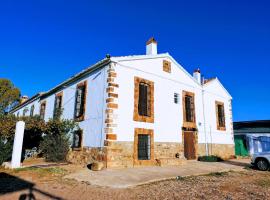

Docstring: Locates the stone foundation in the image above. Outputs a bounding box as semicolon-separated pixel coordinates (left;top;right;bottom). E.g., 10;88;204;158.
197;143;235;160
66;147;106;166
105;141;186;168
67;142;235;168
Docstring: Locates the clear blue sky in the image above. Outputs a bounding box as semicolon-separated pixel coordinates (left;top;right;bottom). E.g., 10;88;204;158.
1;0;269;121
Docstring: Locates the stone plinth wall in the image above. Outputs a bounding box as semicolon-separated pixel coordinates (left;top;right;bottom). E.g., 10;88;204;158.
198;143;235;160
66;147;106;166
154;142;185;166
105;141;134;168
105;141;186;168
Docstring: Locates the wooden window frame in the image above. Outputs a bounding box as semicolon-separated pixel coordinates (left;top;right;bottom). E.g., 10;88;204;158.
134;128;154;166
30;105;35;117
133;77;154;123
163;60;171;73
72;129;83;151
74;81;87;122
216;101;226;131
53;91;63;119
23;108;28;117
40;101;46;120
182;91;196;128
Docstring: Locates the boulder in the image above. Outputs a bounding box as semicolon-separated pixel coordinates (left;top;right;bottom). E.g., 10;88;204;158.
91;162;104;171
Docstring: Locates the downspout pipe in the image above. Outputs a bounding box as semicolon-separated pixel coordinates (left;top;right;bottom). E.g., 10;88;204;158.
202;88;209;156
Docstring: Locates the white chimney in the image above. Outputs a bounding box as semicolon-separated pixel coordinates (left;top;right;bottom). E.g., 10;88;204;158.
193;68;201;84
146;37;157;55
20;95;29;104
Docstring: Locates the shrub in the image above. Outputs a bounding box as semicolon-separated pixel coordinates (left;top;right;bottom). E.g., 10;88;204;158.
39;133;70;162
198;155;223;162
0;137;13;165
39;119;78;162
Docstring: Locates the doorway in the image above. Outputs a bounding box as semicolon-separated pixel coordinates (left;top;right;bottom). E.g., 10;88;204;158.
184;131;197;160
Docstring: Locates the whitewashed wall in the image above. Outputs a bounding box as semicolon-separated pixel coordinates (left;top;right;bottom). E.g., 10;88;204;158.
112;54;234;145
202;80;234;144
13;67;108;147
13;99;40;117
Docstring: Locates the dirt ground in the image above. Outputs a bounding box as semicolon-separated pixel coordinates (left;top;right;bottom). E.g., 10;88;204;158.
0;165;270;200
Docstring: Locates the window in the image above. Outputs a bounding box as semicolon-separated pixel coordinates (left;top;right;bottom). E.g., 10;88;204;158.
138;134;151;160
54;92;63;119
30;105;35;117
138;82;150;116
40;102;46;120
182;91;196;128
174;93;179;104
17;112;20;117
133;77;154;123
185;95;194;122
74;81;87;121
216;101;226;130
163;60;171;73
23;108;28;116
72;130;82;149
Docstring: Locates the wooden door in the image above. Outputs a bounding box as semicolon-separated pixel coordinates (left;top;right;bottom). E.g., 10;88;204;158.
184;131;196;160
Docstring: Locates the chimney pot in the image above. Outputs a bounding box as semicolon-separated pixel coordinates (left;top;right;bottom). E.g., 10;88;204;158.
193;68;201;84
146;37;157;55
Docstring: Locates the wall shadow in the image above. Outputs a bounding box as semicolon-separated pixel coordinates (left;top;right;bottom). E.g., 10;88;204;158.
222;160;251;167
0;172;63;200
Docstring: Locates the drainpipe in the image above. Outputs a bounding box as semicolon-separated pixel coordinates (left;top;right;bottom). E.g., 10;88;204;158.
202;89;209;156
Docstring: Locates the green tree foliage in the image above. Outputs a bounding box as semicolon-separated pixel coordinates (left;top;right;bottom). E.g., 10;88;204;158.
40;119;78;162
0;79;21;115
0;113;78;164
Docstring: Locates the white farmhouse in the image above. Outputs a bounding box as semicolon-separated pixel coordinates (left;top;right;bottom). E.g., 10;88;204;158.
11;38;234;168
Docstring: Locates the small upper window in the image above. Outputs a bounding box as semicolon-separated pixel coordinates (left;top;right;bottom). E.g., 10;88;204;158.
23;108;28;116
174;93;179;104
138;82;150;117
163;60;171;73
40;102;46;120
184;94;195;123
74;81;87;121
17;112;20;117
30;105;35;117
54;92;63;119
216;101;226;130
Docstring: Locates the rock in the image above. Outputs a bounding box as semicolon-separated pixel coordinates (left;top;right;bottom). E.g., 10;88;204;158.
2;162;12;169
91;162;104;171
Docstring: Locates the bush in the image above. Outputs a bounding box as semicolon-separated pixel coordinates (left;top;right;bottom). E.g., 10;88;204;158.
39;132;70;162
198;155;223;162
0;137;13;165
39;119;78;162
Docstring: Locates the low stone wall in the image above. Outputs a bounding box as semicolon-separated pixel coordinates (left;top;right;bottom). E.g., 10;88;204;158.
105;141;185;168
66;143;235;168
66;147;106;166
197;143;235;160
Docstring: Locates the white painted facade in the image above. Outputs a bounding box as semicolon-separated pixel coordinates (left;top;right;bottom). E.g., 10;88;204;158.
111;54;234;146
11;41;234;151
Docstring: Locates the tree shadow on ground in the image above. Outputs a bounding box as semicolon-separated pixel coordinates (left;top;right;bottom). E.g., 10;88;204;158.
0;172;63;200
223;160;251;167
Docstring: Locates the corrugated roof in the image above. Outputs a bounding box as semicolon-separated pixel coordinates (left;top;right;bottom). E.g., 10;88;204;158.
234;120;270;134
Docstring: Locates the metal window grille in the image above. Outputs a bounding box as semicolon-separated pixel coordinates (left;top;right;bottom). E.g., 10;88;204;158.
53;95;62;118
138;134;151;160
75;85;86;118
185;95;194;122
40;103;46;120
218;104;225;127
174;93;179;104
72;130;82;148
138;82;149;116
30;105;35;117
